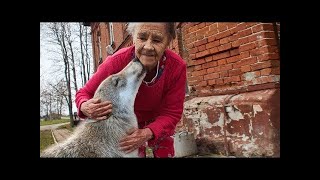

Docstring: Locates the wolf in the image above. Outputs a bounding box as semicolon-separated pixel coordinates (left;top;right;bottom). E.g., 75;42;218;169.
41;58;146;157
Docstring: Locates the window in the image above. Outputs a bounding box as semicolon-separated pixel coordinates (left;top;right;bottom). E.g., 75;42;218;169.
109;22;114;45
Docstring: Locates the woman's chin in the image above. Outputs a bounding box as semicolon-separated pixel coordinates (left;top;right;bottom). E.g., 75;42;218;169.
140;59;157;71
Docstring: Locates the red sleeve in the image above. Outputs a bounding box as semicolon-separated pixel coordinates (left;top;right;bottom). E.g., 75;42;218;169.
145;63;187;141
75;56;115;118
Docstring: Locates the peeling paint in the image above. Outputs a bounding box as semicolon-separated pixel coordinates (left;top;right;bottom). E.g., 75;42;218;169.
226;105;244;121
253;104;263;117
249;119;253;136
269;119;273;127
244;72;256;81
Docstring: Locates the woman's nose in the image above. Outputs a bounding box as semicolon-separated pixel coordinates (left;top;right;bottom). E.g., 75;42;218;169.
144;40;154;50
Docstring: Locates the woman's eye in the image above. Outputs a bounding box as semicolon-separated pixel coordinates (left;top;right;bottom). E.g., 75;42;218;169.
153;39;161;43
138;37;146;41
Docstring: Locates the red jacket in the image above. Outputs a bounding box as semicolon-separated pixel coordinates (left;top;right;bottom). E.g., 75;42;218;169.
75;45;187;158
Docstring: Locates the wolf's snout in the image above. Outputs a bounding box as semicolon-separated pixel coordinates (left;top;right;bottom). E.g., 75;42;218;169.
132;57;146;75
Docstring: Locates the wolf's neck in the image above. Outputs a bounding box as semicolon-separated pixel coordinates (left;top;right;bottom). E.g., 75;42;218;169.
111;104;136;121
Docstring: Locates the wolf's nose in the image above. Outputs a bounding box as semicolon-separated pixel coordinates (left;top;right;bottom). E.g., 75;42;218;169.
133;57;140;62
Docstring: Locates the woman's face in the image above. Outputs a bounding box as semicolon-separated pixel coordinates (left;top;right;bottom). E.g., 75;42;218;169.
133;23;170;72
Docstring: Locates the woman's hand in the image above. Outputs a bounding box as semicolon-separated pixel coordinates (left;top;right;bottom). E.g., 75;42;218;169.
80;98;112;120
119;128;154;154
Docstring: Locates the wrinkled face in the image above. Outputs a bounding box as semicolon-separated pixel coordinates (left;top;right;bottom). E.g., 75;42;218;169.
133;23;170;72
94;58;146;109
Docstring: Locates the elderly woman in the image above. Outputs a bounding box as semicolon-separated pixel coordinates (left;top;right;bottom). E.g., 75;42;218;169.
75;23;187;158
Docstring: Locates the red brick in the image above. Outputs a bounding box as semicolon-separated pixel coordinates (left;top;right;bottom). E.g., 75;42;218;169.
226;22;238;29
197;80;208;87
228;34;239;42
206;67;216;74
208;79;216;85
194;38;208;47
240;65;251;72
235;23;248;32
196;34;204;40
239;37;249;45
205;56;213;62
239;42;256;52
260;68;272;76
231;40;240;47
216;79;224;85
189;54;196;60
220;64;233;71
202;61;218;69
220;37;229;44
253;70;261;77
238;28;253;37
189;47;199;54
215;30;231;40
261;23;274;31
217;59;226;65
204;73;219;80
186;43;194;49
252;24;264;33
247;82;278;91
214;66;221;72
209;23;218;31
251;61;273;71
209;47;219;54
239;51;250;59
247;33;259;42
271;67;280;74
230;49;240;56
194;65;203;71
218;43;232;52
229;69;242;76
256;39;278;47
262;31;276;38
190;58;205;66
197;22;206;29
206;29;219;37
196;50;210;58
206;40;220;49
212;51;230;61
226;55;240;63
192;69;207;77
188;75;203;82
197;26;209;34
220;71;229;78
234;57;258;68
198;45;206;52
217;23;228;32
224;76;240;83
208;35;216;42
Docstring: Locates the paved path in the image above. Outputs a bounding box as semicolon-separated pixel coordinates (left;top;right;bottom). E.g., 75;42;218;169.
52;128;72;143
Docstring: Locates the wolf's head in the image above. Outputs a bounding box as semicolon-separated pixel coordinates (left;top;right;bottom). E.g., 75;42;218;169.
94;58;146;118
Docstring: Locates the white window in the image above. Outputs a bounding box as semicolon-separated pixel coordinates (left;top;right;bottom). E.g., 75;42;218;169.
109;22;114;45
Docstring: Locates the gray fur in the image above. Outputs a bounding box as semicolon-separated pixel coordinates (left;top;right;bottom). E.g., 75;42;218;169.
41;58;146;158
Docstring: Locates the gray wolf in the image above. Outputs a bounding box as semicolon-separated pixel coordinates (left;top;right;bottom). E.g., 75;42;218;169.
41;58;146;157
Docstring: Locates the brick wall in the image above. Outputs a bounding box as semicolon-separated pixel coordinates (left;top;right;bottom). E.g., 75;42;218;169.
89;22;280;157
181;22;280;99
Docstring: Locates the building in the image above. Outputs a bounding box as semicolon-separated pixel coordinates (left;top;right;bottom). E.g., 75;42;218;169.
85;22;280;157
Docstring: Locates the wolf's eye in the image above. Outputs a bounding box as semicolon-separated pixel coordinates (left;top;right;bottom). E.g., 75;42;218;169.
111;76;120;87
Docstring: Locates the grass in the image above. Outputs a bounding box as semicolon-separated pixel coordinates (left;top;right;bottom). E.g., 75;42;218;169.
40;130;55;153
40;119;70;126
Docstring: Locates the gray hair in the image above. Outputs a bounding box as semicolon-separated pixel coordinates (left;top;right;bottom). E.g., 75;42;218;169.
127;22;176;42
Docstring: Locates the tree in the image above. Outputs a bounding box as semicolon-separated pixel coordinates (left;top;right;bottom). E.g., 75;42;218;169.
40;22;93;125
